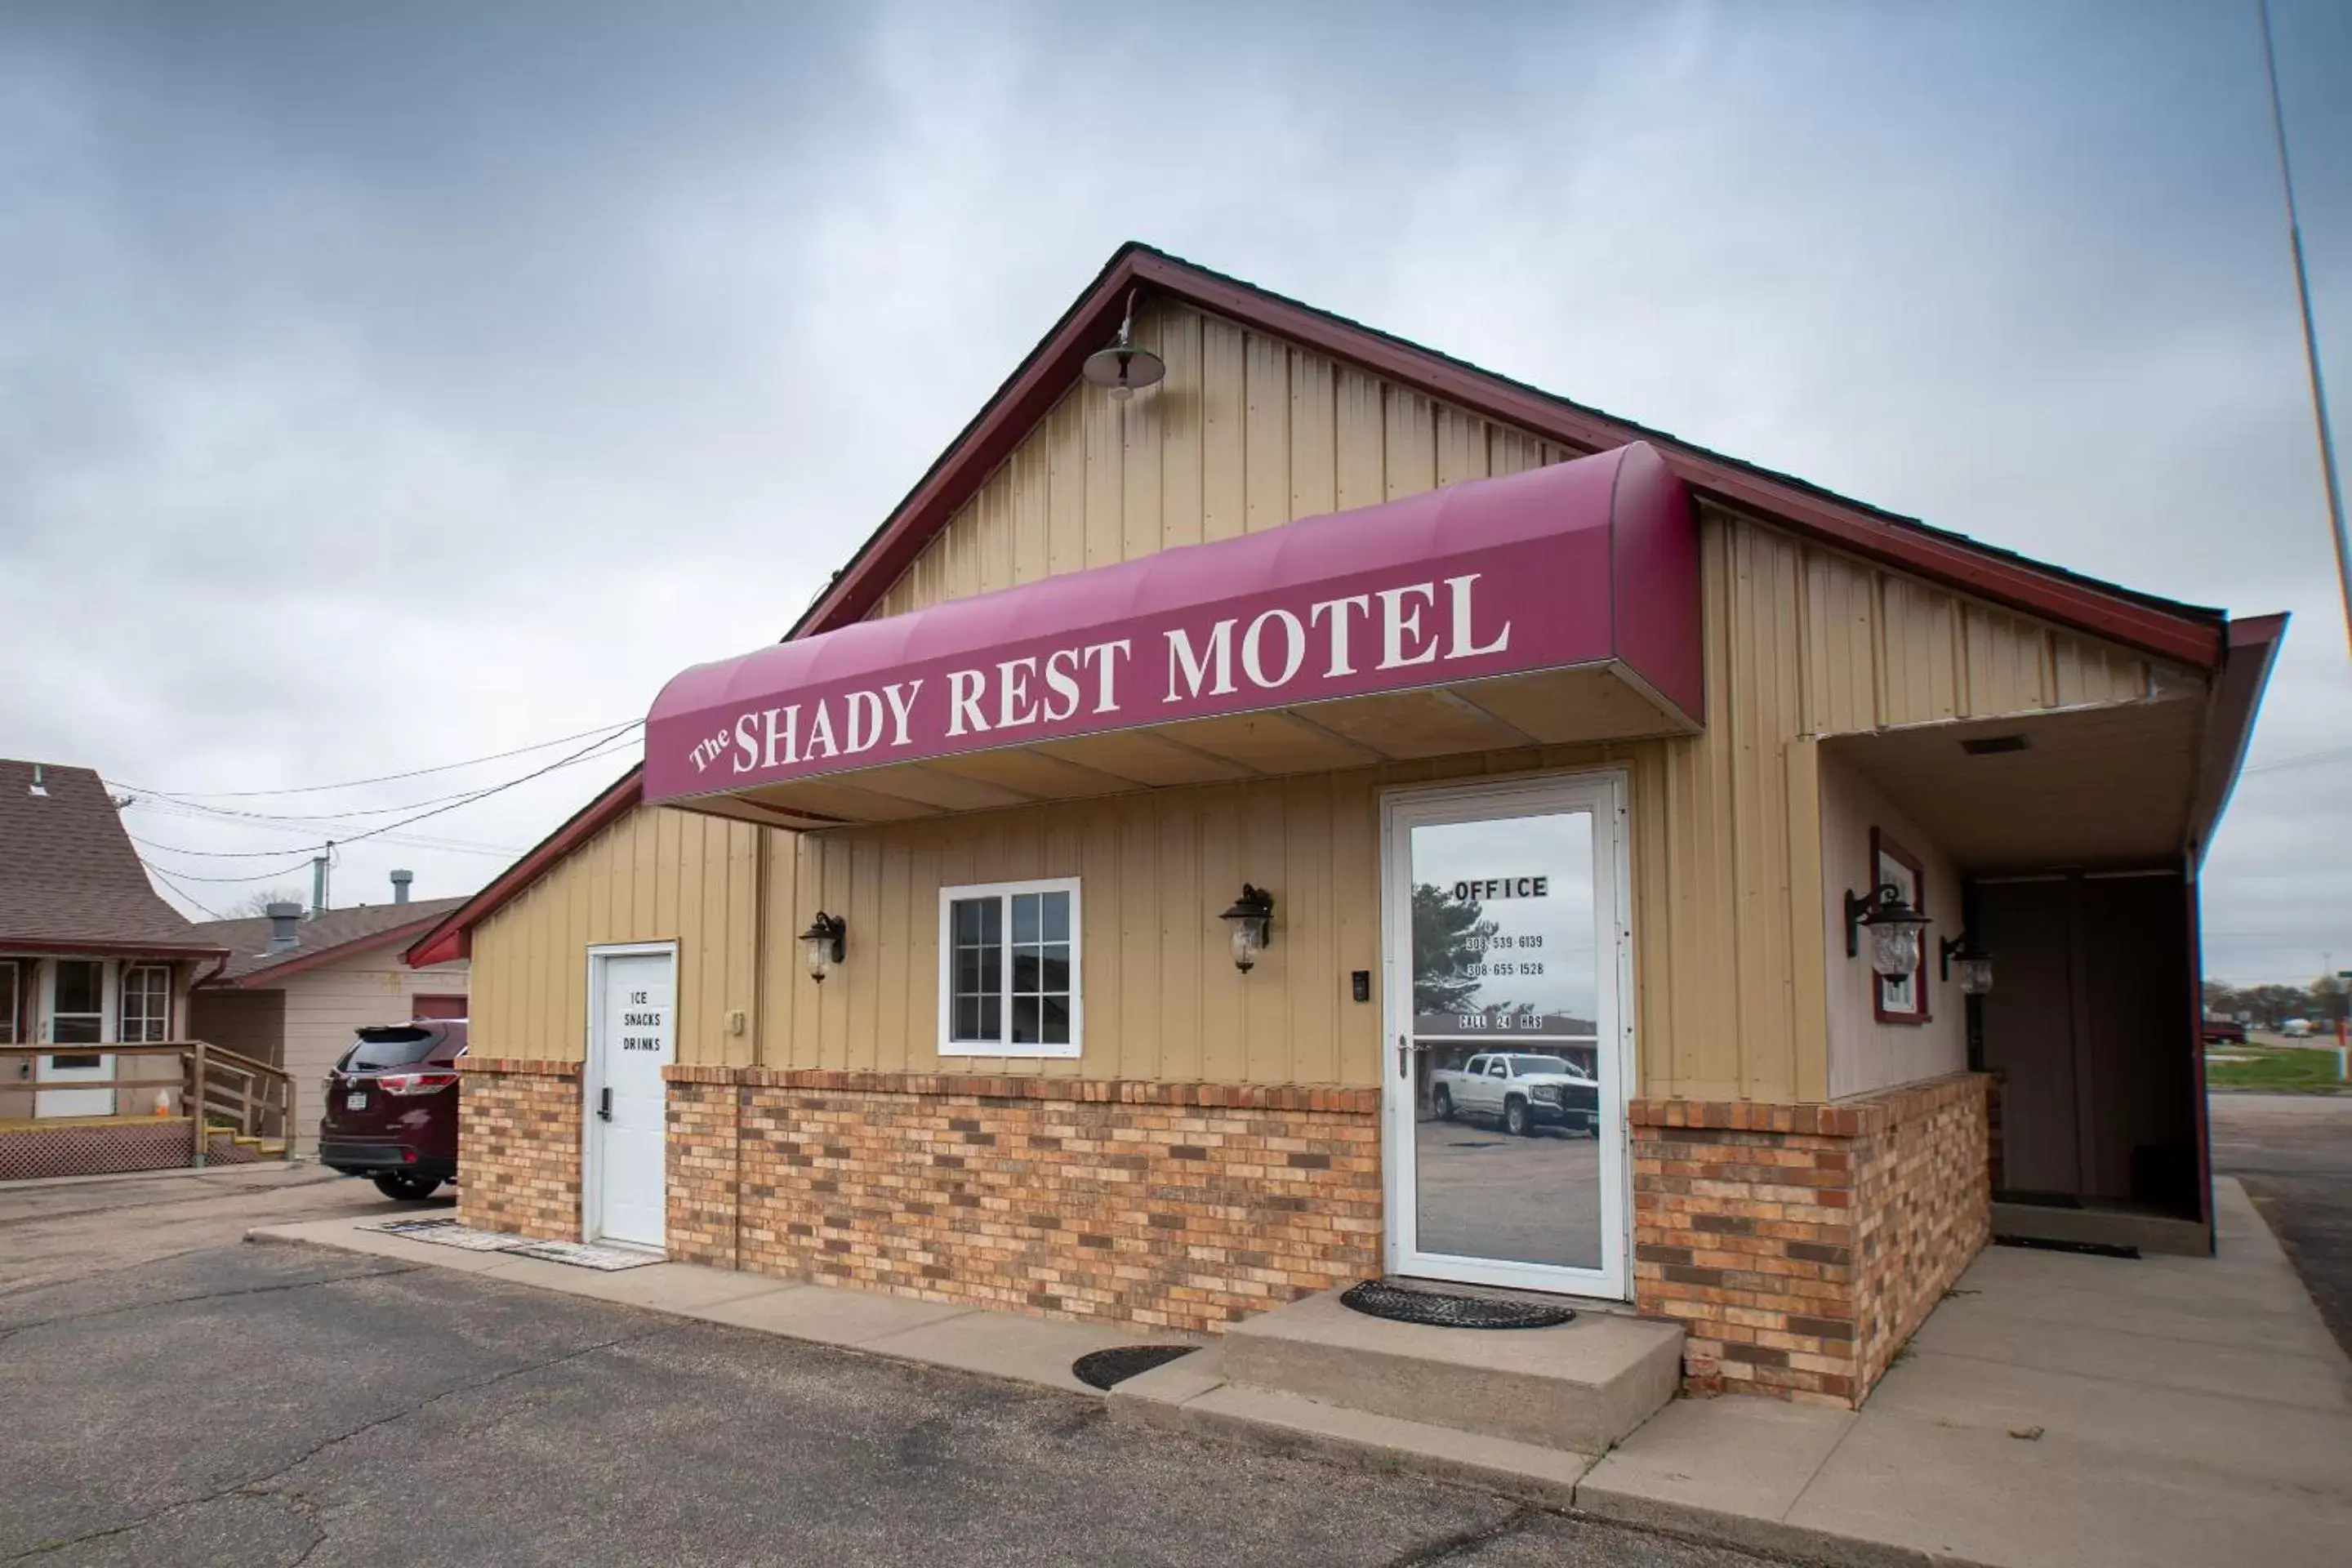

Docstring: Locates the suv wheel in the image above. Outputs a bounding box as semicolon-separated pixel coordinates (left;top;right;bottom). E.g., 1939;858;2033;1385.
1432;1086;1454;1121
372;1173;443;1202
1504;1098;1531;1138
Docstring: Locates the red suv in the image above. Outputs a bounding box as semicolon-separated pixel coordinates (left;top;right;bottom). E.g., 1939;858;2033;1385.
318;1019;465;1200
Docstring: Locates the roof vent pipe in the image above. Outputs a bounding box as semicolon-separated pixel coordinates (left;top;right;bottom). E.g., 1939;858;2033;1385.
28;764;46;798
310;851;330;918
390;869;413;905
265;902;303;953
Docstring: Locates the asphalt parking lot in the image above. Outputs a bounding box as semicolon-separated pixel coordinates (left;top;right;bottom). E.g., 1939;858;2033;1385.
2211;1092;2352;1356
0;1175;1768;1567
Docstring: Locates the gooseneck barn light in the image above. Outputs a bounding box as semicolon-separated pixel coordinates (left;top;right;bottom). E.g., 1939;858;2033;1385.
1080;288;1165;402
1940;932;1994;996
1219;884;1275;973
1845;884;1929;980
800;911;847;984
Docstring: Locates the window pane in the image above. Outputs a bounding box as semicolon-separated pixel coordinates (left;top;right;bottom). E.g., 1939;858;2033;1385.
980;996;1000;1040
1012;951;1040;993
1041;891;1069;942
952;996;980;1041
0;963;16;1045
980;898;1000;942
1040;947;1070;995
1012;995;1040;1045
1042;996;1070;1045
55;960;102;1016
53;1016;101;1045
952;949;982;996
1012;893;1040;944
951;898;983;942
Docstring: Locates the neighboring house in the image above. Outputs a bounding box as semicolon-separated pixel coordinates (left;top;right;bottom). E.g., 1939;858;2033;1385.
0;759;228;1124
189;883;469;1153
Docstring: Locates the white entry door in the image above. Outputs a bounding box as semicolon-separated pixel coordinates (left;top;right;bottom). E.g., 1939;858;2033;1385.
37;959;116;1117
585;945;676;1250
1381;772;1633;1298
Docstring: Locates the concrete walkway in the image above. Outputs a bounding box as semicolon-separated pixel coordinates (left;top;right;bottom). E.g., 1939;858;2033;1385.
257;1178;2352;1567
248;1214;1205;1397
1582;1178;2352;1567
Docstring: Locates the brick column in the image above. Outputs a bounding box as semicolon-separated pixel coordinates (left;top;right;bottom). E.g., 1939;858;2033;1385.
1630;1071;1990;1407
457;1058;582;1241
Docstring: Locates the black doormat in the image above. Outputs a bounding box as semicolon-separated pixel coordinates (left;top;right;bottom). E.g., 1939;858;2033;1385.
1071;1346;1196;1391
1995;1190;2085;1209
1993;1235;2141;1259
1339;1279;1576;1330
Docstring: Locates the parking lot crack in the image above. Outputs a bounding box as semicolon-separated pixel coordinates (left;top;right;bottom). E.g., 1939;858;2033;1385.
1375;1504;1540;1566
0;1263;419;1343
2;1322;672;1564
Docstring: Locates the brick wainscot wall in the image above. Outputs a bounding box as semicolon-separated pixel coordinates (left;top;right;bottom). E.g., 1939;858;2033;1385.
457;1058;583;1239
665;1067;1383;1336
1631;1071;1992;1408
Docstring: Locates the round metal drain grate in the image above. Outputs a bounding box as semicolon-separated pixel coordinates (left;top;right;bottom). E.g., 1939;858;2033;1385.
1339;1279;1576;1330
1071;1345;1197;1390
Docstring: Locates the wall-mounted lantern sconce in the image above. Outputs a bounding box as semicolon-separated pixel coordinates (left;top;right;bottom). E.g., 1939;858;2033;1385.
1940;933;1994;996
800;911;847;984
1219;884;1275;973
1080;288;1167;402
1845;884;1929;979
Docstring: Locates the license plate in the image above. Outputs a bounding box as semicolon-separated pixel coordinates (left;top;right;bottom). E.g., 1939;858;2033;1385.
347;1092;368;1111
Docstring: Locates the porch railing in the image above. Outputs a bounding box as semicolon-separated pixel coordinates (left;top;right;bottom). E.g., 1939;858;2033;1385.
0;1041;296;1167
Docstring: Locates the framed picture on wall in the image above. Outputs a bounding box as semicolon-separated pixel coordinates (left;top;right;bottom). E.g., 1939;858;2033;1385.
1871;829;1930;1024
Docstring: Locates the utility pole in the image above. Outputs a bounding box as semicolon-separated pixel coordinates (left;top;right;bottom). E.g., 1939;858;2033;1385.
2259;0;2352;657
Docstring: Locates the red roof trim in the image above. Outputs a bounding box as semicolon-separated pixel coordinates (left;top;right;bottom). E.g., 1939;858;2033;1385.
794;245;2222;669
2187;612;2289;864
432;243;2234;956
402;767;644;969
206;911;460;990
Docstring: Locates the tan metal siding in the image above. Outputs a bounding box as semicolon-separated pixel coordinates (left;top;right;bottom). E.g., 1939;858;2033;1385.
474;303;2192;1104
470;805;763;1067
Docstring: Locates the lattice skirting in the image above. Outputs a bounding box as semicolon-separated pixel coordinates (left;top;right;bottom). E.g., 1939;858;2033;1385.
0;1119;263;1182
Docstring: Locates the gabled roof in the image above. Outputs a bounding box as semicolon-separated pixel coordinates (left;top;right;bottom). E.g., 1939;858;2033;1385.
408;241;2244;968
0;759;227;959
194;895;470;986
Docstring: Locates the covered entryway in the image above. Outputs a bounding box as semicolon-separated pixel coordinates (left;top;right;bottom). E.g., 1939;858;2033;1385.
1820;609;2279;1255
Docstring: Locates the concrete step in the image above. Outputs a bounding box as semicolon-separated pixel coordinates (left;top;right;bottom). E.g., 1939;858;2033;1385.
1214;1286;1683;1455
1107;1351;1594;1508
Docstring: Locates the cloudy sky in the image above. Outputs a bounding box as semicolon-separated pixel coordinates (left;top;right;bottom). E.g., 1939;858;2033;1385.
3;1;2346;983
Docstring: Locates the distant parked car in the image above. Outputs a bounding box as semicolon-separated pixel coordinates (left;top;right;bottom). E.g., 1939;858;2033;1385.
2281;1019;2315;1039
318;1019;466;1200
2201;1018;2247;1045
1430;1052;1599;1138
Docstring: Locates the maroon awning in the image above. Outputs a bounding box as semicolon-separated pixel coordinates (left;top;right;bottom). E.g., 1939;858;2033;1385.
646;442;1700;823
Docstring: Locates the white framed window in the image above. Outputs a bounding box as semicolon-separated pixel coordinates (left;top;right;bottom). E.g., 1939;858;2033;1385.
938;877;1080;1058
121;964;172;1042
0;960;18;1044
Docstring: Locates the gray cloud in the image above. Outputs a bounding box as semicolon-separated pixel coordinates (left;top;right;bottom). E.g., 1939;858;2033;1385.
2;0;2345;979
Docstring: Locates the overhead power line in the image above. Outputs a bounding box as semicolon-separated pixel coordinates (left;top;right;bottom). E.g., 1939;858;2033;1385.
138;853;328;885
126;723;646;874
117;717;639;801
141;863;227;920
116;726;643;861
2243;744;2352;775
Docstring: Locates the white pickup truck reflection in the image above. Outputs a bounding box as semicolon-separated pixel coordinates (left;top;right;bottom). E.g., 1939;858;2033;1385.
1429;1053;1599;1138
